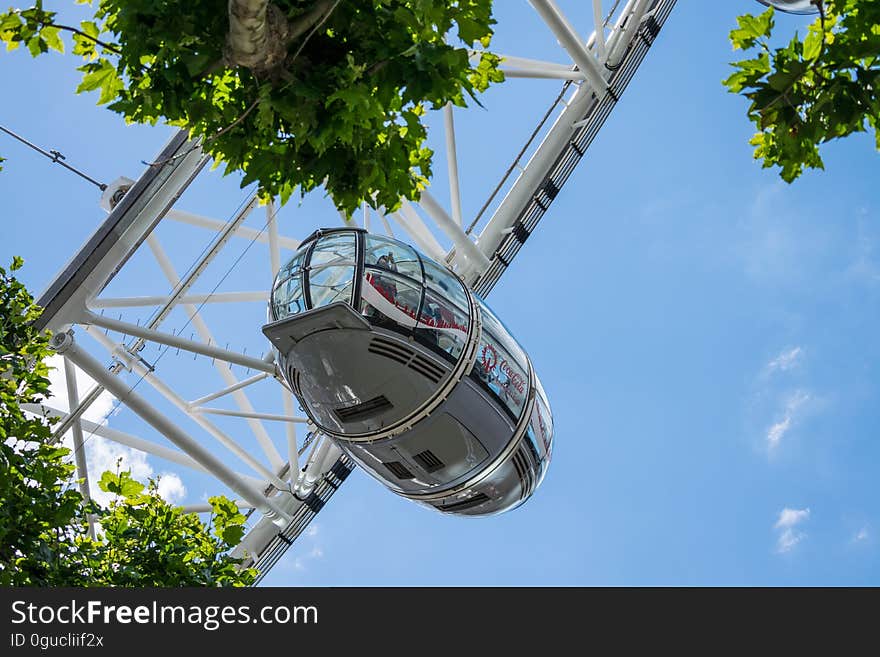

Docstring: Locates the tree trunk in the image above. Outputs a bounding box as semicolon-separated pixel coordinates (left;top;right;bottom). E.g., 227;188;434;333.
225;0;335;75
225;0;288;72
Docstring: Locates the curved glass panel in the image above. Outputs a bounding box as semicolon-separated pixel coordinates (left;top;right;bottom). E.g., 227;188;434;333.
417;288;469;360
422;259;469;312
476;298;528;370
309;266;355;309
528;379;553;460
361;270;421;329
272;271;305;320
308;232;357;270
306;233;356;309
272;247;309;320
364;235;421;281
471;330;528;421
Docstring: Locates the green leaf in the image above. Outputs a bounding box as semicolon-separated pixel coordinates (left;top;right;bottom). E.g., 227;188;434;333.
26;34;46;57
41;25;63;53
803;29;823;60
76;58;123;105
729;8;774;51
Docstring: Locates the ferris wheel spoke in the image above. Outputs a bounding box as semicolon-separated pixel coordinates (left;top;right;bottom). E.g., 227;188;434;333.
91;291;269;308
81;323;288;489
53;331;292;525
146;233;286;472
166;207;302;251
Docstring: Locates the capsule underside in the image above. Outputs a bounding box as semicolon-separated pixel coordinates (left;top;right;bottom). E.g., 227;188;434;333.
263;229;553;516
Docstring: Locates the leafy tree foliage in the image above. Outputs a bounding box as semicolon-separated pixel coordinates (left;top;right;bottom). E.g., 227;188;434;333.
0;259;256;586
724;0;880;181
0;1;502;215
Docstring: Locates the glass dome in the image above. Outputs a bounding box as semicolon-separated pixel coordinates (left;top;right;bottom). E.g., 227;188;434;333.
271;229;472;364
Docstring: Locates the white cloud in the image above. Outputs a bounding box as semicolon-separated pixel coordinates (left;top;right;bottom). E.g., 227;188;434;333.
766;390;810;450
41;355;186;507
776;507;810;529
774;507;810;553
853;527;869;544
45;354;116;424
765;347;803;375
156;473;187;505
286;523;323;573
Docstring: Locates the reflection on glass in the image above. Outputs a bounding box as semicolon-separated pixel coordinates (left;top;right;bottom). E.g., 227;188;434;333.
309;232;357;270
280;250;306;280
472;330;528;421
422;259;469;312
361;270;421;329
365;235;421;281
476;299;528;370
417;288;469;360
309;267;354;309
272;272;305;320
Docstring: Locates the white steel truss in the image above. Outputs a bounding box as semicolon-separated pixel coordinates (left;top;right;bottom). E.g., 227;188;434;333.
27;0;678;581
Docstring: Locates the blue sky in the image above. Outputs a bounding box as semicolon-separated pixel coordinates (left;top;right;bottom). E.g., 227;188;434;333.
2;2;878;585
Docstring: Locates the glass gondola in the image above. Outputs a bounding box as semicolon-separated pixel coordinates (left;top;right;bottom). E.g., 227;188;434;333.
263;228;553;516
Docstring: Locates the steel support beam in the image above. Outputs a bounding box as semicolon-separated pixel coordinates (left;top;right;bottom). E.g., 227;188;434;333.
53;332;291;524
443;103;465;229
529;0;609;95
419;190;490;275
189;372;271;407
166;208;301;251
92;291;268;308
190;407;309;424
80;310;275;374
24;403;264;489
62;356;96;540
146;234;285;472
81;325;287;489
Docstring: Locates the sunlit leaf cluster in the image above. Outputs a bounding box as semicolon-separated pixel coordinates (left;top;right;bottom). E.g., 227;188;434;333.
724;0;880;181
1;1;503;215
0;259;256;586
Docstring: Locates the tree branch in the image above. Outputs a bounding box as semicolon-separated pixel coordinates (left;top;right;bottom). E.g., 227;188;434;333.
285;0;335;46
42;21;121;55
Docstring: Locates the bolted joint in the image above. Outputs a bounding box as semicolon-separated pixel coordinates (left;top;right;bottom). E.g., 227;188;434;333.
51;331;74;354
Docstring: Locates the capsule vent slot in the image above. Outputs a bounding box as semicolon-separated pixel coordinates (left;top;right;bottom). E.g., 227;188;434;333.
368;337;446;384
436;492;490;513
413;449;444;473
511;447;533;500
333;395;392;423
410;355;444;383
384;460;414;480
368;336;413;366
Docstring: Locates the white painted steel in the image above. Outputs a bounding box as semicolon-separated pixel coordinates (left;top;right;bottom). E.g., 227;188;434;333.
167;208;301;251
190;407;310;424
188;372;271;407
147;234;285;471
54;332;291;524
529;0;610;94
62;356;96;540
81;324;288;489
80;310;276;374
443;103;464;229
91;291;268;308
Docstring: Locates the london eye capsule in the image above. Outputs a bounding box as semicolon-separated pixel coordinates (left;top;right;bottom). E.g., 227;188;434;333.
262;228;553;516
